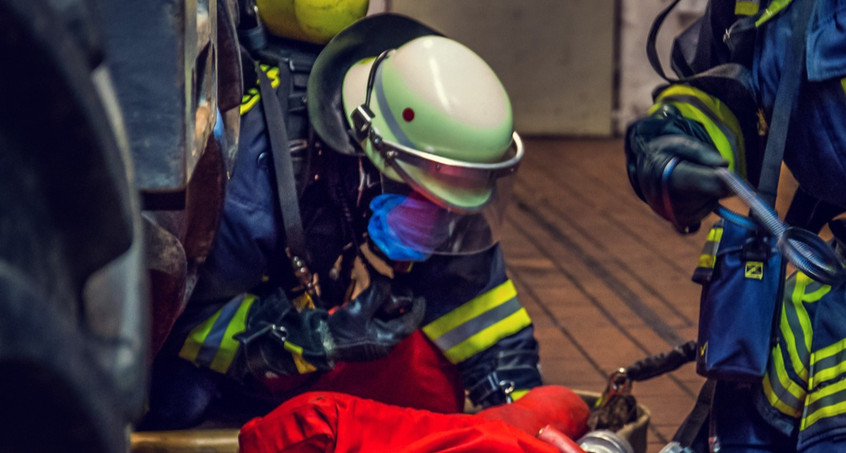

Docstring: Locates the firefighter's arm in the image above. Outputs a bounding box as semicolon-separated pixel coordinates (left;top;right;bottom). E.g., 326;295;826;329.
624;84;749;234
459;326;543;408
178;275;424;379
410;246;543;408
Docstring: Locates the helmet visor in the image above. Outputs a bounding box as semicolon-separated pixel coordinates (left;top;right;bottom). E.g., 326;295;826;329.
367;127;524;213
368;185;514;258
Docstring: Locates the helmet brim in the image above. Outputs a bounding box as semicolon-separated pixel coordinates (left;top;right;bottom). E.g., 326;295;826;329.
307;13;443;155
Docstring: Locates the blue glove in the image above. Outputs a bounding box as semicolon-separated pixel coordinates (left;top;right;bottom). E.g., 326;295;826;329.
625;104;731;233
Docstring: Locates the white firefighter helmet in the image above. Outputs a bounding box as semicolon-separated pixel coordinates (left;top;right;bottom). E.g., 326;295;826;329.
342;35;522;212
307;14;523;257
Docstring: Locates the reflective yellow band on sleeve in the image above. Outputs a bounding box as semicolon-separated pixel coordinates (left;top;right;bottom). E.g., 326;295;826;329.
440;308;533;364
422;280;532;364
283;342;318;374
755;0;793;27
652;84;747;178
292;292;316;311
179;294;258;374
735;0;760;15
423;280;518;339
209;296;257;373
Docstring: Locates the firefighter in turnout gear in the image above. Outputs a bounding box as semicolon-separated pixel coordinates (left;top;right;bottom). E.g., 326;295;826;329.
625;0;846;451
139;11;543;430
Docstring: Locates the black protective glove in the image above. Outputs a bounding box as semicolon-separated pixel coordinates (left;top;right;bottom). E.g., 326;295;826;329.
325;273;425;362
236;273;425;379
625;103;732;233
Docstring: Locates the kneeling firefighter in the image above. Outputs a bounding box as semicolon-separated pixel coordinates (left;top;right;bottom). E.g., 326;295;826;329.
140;9;544;430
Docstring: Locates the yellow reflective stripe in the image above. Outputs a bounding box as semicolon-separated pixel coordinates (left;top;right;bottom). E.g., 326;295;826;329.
292;355;317;374
811;340;846;390
179;294;257;373
756;0;793;27
208;295;257;373
763;371;803;418
511;389;530;401
698;254;717;269
803;378;846;429
707;225;724;242
673;102;735;170
653;85;747;177
240;87;260;115
179;310;223;364
841;79;846;98
423;280;518;339
780;278;813;381
762;344;805;417
284;342;303;356
697;226;723;269
282;342;318;374
292;293;316;310
735;0;760;15
797;273;831;302
239;65;282;116
441;308;532;364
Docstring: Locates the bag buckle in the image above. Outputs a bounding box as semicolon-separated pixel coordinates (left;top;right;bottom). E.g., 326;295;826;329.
741;233;770;262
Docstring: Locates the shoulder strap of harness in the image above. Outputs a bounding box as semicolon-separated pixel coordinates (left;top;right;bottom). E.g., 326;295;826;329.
240;43;318;298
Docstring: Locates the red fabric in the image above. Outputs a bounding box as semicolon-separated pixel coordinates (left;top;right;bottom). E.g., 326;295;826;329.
538;425;588;453
476;385;591;439
261;331;465;414
239;391;587;453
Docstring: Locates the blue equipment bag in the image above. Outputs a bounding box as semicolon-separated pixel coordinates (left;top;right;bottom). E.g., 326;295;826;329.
692;215;785;381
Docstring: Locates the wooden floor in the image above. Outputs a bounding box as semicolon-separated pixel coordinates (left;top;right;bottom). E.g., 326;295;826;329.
500;137;712;453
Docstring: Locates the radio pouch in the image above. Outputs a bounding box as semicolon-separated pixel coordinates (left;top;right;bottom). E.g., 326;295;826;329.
691;215;785;381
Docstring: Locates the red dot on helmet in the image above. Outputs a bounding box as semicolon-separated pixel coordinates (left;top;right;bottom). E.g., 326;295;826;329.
402;108;415;122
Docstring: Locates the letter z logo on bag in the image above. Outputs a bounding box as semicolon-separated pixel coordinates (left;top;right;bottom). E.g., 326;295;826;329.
744;261;764;280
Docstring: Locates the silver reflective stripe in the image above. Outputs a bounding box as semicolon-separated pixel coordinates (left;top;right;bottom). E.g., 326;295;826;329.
374;64;415;148
195;296;244;367
430;297;522;352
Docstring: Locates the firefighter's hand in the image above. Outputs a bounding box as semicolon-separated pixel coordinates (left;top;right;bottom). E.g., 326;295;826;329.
325;274;425;362
625;104;731;233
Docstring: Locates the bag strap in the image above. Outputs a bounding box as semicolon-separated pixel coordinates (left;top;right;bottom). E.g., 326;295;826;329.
646;0;684;83
756;0;815;207
673;378;716;447
255;58;317;297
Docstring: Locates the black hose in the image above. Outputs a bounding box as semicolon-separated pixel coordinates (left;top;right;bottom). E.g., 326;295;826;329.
625;340;697;382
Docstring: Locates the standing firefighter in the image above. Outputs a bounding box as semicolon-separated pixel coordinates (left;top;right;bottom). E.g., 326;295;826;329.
140;10;545;429
625;0;846;451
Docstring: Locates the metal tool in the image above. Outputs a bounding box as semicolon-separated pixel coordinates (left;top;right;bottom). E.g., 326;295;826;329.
714;167;846;285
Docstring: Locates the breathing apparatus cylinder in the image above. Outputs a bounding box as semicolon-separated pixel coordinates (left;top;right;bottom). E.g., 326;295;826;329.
577;430;635;453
